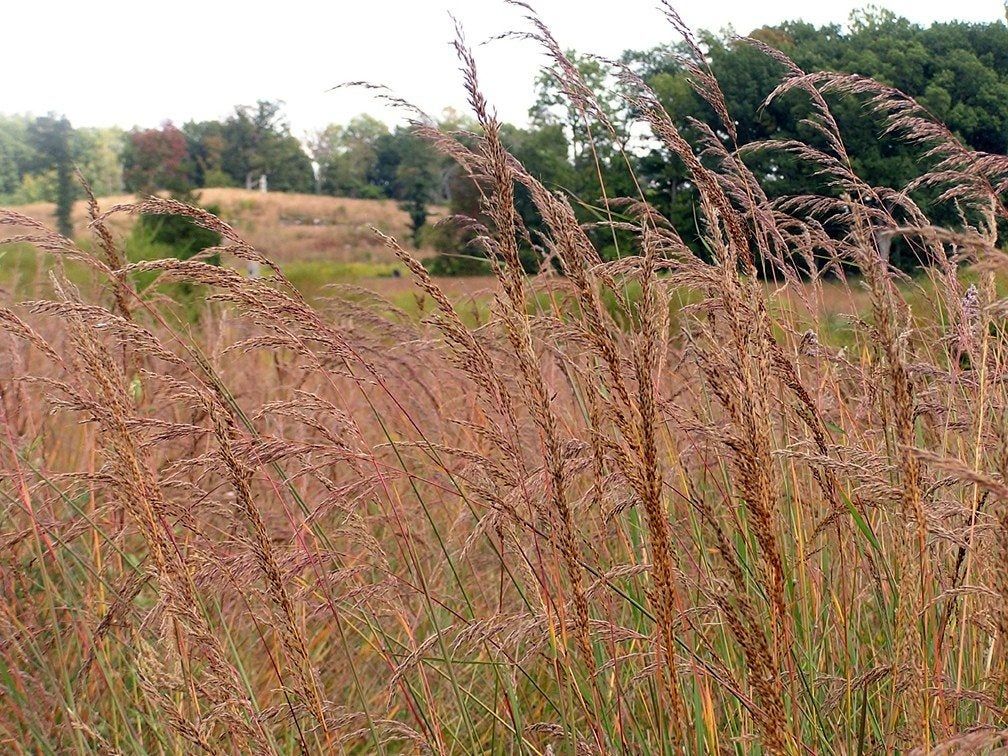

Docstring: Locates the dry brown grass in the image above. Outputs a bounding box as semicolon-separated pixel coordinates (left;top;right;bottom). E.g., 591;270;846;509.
2;11;1008;755
196;188;442;263
2;192;138;240
0;188;440;263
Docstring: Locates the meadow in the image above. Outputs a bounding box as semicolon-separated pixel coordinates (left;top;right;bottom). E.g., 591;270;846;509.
2;13;1008;755
0;188;476;309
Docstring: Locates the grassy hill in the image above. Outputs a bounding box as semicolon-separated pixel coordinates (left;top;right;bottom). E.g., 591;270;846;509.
0;188;495;309
1;187;443;264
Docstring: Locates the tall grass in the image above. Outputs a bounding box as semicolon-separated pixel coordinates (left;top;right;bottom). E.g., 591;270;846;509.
2;8;1008;753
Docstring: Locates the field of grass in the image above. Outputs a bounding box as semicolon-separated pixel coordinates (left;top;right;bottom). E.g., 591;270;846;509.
0;188;468;312
0;187;441;264
3;17;1008;756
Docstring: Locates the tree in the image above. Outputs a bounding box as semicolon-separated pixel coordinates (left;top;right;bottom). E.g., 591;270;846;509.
136;192;222;262
500;121;575;265
394;130;442;244
0;115;33;199
73;127;125;197
529;51;640;259
123;122;191;194
311;114;388;198
355;126;446;243
220;100;314;193
530;51;630;174
426;120;573;275
183;120;232;188
27;115;75;237
627;12;1008;270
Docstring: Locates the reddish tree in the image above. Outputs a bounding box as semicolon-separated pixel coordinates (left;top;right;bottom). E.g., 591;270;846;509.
123;121;191;194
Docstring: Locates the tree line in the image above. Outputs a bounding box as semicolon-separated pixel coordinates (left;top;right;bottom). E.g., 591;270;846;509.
2;10;1006;269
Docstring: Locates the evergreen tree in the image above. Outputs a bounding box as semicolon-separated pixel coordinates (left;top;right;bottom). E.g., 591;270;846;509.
27;115;75;237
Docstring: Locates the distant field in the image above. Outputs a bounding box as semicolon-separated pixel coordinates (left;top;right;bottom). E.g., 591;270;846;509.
2;188;994;337
0;187;953;332
0;188;442;265
0;188;500;316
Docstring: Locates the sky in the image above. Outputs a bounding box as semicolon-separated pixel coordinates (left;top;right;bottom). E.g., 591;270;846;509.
3;0;1005;139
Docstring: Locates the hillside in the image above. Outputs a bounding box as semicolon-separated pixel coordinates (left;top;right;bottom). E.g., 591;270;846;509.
1;188;441;264
0;188;494;310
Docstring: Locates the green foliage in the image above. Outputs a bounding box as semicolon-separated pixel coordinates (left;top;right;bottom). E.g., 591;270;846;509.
422;252;493;276
182;119;229;188
385;127;444;245
72;127;125;197
219;100;314;193
134;192;223;263
124;194;223;323
7;171;58;204
201;168;235;188
27;115;75;236
501;122;575;255
1;116;121;208
0;115;32;198
528;53;641;260
628;12;1008;270
122;228;208;323
388;129;443;238
421;201;495;276
281;259;401;295
311;115;389;197
530;51;631;179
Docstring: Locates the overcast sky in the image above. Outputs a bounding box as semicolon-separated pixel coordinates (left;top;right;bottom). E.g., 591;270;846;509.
4;0;1005;138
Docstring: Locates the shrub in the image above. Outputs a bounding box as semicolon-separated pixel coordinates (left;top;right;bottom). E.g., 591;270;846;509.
201;168;235;188
134;191;222;263
422;250;492;276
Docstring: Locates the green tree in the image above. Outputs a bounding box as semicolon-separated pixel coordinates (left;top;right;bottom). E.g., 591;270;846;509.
628;12;1008;270
529;51;640;259
183;120;233;188
28;115;75;237
136;192;223;262
311;114;389;198
73;127;125;197
501;121;575;265
220;100;314;193
0;115;34;199
363;126;445;244
394;131;441;244
530;52;629;170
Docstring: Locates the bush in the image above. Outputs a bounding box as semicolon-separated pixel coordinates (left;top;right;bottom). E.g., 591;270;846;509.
135;191;222;263
201;168;235;188
422;252;492;276
419;218;535;277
